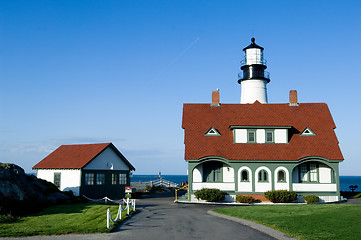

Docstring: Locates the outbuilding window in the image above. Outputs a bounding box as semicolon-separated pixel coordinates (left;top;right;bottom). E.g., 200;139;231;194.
85;173;94;185
54;173;61;189
96;174;105;185
119;173;127;185
111;174;117;185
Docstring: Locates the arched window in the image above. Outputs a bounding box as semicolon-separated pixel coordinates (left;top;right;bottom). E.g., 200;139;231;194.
299;163;319;183
203;161;223;182
277;170;286;182
241;170;249;182
258;170;268;182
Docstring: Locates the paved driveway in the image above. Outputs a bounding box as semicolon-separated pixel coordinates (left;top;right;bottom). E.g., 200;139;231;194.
110;193;275;240
4;192;281;240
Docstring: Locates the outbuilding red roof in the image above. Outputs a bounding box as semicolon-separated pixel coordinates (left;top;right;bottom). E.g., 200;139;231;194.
33;143;135;170
182;102;343;161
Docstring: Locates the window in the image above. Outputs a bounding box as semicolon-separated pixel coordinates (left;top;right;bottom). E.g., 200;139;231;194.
247;130;256;143
258;170;268;182
266;130;274;143
119;173;127;185
309;164;318;182
241;170;249;182
54;173;61;189
300;164;308;182
205;127;221;136
300;127;316;136
277;170;286;182
111;174;117;185
96;174;105;185
299;163;319;183
85;173;94;185
203;162;223;182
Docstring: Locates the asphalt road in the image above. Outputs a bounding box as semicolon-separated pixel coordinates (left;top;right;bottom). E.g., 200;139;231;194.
5;192;277;240
111;193;276;240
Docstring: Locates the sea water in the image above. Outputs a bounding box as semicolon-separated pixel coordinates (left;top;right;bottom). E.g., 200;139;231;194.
131;175;361;192
340;176;361;192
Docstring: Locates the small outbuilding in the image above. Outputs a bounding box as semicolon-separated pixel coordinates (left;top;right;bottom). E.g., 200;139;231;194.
33;143;135;199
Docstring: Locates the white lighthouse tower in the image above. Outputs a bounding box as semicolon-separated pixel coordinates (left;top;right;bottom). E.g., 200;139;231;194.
238;38;270;104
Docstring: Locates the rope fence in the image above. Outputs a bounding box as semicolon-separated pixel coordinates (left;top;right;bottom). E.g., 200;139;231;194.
106;198;136;229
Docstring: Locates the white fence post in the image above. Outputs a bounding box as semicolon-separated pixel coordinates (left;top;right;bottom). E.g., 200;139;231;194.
107;208;110;229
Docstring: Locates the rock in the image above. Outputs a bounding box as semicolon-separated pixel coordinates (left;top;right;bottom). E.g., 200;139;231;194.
0;163;66;202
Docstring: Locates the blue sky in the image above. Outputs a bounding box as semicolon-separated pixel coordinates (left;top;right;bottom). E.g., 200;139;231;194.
1;0;360;175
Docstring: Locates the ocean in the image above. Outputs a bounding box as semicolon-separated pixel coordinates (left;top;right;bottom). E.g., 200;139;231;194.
131;175;361;192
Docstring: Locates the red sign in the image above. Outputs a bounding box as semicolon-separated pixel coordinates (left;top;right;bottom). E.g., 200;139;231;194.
125;186;132;193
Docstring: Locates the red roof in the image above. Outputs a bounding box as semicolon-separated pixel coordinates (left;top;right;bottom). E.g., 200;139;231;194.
33;143;135;170
182;102;343;161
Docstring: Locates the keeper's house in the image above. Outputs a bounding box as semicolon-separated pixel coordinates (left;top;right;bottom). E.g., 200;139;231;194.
182;38;344;203
33;143;135;199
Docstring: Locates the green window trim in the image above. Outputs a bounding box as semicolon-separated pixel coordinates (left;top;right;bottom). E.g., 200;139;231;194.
299;163;319;183
240;169;249;182
277;170;286;182
54;173;61;189
265;129;274;143
258;170;268;182
203;162;223;182
247;130;256;143
205;127;221;136
300;127;316;136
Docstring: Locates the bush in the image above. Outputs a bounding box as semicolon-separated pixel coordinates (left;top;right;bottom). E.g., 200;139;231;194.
303;195;319;204
194;188;225;202
236;194;255;204
0;198;50;217
264;190;297;203
0;214;18;223
145;185;164;192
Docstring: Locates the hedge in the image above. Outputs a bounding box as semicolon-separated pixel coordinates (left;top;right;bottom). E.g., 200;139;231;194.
194;188;225;202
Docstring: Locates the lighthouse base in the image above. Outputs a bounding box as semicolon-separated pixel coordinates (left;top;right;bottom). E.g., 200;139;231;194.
240;79;268;104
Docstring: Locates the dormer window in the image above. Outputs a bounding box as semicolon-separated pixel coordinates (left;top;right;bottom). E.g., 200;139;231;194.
205;127;221;136
247;130;256;143
300;127;316;136
265;130;274;143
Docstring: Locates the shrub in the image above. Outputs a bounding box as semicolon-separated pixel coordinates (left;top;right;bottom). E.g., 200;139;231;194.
264;190;297;203
303;195;319;204
0;198;49;217
236;194;255;204
0;214;18;223
194;188;225;202
145;185;164;192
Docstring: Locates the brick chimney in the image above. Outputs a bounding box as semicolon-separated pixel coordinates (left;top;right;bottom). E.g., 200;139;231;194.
289;90;299;106
212;89;220;106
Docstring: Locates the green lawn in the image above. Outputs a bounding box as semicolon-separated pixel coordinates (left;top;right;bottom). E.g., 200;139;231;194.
214;204;361;240
0;203;131;237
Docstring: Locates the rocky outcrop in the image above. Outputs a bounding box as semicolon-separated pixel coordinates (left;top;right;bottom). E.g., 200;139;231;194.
0;163;68;202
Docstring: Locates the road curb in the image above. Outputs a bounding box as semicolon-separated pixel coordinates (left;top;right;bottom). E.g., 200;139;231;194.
207;210;297;240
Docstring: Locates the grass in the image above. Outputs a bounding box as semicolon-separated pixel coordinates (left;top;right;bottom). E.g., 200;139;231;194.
214;204;361;240
0;203;131;237
353;193;361;198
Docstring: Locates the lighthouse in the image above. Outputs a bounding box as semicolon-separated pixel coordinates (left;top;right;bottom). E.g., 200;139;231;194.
238;38;270;104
